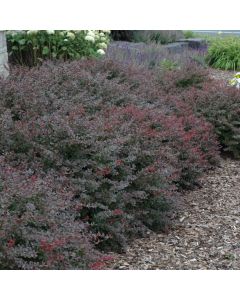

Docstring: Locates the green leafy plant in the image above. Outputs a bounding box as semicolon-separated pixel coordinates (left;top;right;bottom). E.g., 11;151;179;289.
159;59;179;71
6;30;110;67
183;30;196;39
206;36;240;70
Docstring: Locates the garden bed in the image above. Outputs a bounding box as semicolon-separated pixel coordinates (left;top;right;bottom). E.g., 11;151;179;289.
0;58;221;269
1;33;240;269
109;157;240;269
208;68;235;81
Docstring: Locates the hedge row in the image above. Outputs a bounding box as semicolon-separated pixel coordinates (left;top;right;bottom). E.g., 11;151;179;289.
0;58;223;269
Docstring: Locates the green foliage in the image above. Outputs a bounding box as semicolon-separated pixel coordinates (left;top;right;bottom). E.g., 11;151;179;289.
206;36;240;70
183;30;196;39
6;30;110;67
159;59;179;71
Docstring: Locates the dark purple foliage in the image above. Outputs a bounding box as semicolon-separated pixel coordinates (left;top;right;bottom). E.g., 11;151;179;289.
0;58;220;268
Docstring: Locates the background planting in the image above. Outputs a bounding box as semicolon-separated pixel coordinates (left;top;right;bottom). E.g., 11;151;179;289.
6;30;110;67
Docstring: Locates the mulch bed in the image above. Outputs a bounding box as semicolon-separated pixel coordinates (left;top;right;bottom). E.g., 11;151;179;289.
208;68;235;82
108;158;240;269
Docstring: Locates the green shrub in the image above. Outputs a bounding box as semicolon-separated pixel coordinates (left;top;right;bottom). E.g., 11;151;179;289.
6;30;110;67
206;36;240;70
183;30;196;39
159;59;179;71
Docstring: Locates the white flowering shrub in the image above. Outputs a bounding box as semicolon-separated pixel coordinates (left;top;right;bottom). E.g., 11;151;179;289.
6;30;110;66
229;72;240;89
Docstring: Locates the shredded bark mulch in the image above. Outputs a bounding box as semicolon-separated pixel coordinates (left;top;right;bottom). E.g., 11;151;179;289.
109;158;240;269
209;68;235;82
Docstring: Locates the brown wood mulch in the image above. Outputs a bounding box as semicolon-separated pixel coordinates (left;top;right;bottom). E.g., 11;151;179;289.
108;158;240;270
208;68;235;82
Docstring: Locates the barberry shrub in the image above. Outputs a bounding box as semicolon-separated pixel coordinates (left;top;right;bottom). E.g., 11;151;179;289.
156;61;210;93
147;59;240;158
0;59;220;267
0;159;107;270
179;81;240;158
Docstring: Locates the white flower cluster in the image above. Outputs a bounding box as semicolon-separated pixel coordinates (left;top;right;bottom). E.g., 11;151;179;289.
229;72;240;89
27;30;39;35
57;30;76;42
9;30;110;57
84;30;111;55
66;31;75;40
46;30;55;35
97;49;105;55
27;30;55;35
